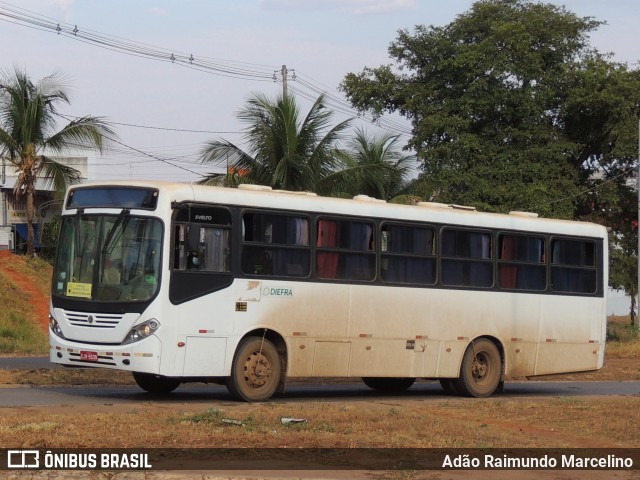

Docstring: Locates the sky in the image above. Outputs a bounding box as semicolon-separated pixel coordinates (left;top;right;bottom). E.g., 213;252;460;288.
0;0;638;183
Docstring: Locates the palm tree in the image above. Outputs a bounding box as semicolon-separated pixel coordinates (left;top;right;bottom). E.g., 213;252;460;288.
325;128;416;200
200;93;352;192
0;68;115;256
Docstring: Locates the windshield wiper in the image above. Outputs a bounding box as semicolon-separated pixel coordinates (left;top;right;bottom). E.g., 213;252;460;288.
102;209;130;255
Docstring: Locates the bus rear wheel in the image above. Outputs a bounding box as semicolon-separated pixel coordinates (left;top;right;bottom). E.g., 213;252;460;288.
132;372;180;394
227;336;282;402
439;378;461;396
452;339;502;397
362;377;416;392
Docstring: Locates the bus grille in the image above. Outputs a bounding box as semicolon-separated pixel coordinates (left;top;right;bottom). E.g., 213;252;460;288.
64;311;124;329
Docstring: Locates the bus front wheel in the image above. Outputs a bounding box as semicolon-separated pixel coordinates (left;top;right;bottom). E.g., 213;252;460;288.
227;336;282;402
132;372;181;394
453;339;502;398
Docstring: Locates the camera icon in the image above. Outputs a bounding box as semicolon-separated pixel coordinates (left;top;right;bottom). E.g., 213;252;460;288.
7;450;40;468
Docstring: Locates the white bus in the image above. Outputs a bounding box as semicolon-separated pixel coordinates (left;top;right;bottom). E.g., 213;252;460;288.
49;181;608;401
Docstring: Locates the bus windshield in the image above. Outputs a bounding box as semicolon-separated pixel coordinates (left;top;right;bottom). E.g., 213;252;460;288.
53;213;163;302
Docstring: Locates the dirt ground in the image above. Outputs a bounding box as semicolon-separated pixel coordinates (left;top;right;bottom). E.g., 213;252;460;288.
0;249;50;333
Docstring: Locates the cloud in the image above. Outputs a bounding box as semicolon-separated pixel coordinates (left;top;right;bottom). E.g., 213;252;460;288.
149;6;168;16
259;0;415;15
48;0;74;9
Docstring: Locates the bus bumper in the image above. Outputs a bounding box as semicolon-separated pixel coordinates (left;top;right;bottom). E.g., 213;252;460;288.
49;334;161;374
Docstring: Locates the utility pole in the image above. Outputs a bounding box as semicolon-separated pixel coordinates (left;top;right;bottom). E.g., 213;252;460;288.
281;65;288;99
637;119;639;327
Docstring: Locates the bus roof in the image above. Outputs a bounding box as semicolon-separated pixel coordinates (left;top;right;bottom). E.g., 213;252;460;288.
67;180;608;239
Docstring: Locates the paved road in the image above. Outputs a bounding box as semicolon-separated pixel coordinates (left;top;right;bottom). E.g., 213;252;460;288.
0;356;57;370
0;381;637;408
1;356;639;407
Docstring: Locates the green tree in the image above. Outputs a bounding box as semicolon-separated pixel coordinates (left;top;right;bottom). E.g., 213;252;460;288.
200;93;352;193
328;127;415;200
340;0;640;219
0;68;114;256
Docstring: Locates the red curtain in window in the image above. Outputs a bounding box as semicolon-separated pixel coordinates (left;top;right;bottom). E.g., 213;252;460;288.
500;236;517;288
317;220;339;278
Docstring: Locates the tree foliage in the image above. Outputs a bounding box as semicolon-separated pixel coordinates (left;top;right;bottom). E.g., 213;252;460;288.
199;93;352;193
325;128;416;200
0;67;115;256
341;0;640;220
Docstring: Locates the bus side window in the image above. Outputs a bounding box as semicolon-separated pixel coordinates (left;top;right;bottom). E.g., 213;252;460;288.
174;223;231;273
317;219;338;279
498;234;546;291
201;227;231;272
241;212;309;277
380;224;436;285
441;229;493;288
186;225;201;270
551;239;596;294
316;218;375;281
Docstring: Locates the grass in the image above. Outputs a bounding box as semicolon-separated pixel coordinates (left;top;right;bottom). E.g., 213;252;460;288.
607;315;640;354
0;280;48;354
1;397;639;449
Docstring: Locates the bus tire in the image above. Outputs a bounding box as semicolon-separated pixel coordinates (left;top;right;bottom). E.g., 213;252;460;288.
132;372;180;394
227;336;282;402
362;377;416;392
439;378;461;396
453;338;502;398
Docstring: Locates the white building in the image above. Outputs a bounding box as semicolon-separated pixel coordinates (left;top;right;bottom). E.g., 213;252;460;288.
0;156;88;251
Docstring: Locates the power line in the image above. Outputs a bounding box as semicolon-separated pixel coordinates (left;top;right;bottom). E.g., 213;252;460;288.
0;0;413;138
104;120;241;135
0;1;278;82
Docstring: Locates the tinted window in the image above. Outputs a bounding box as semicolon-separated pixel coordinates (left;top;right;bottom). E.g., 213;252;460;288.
316;218;375;281
380;224;436;285
551;239;597;294
174;207;231;273
498;234;546;291
441;229;493;287
67;188;159;210
241;212;310;277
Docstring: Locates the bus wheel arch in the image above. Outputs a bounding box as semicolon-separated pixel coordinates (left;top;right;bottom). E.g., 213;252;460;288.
452;336;504;398
226;329;287;402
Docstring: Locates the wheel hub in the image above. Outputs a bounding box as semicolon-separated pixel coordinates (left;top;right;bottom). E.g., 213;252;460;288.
472;354;488;380
244;352;272;388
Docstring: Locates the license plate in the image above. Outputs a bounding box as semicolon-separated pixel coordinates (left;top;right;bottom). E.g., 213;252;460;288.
80;351;99;361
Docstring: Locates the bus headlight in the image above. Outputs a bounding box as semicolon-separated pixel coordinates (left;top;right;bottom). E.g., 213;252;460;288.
123;319;160;345
49;315;66;339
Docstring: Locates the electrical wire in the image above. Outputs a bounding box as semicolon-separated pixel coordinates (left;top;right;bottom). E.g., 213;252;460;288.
0;0;414;137
0;1;277;81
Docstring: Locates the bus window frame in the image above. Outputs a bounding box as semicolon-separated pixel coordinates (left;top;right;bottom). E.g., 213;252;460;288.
239;208;312;279
379;221;437;286
439;226;495;289
169;204;234;305
496;232;547;292
549;236;599;295
315;215;377;283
